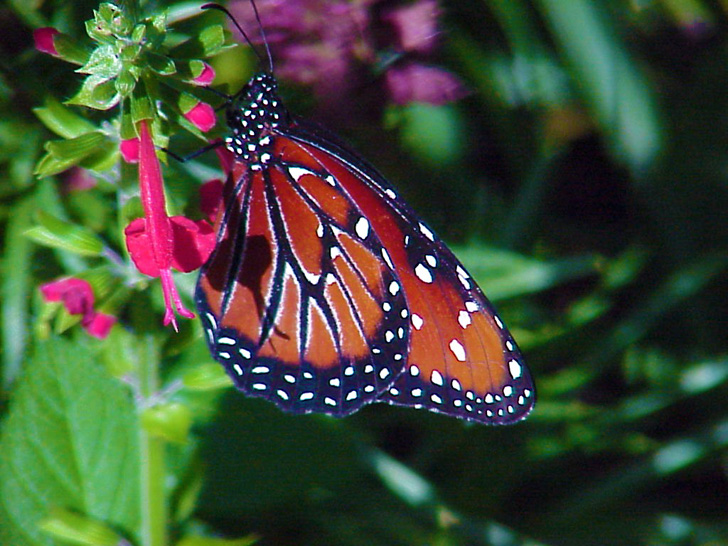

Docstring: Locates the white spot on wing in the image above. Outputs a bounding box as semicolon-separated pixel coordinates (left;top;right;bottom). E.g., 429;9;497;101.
389;281;400;295
431;369;444;386
414;263;433;284
411;314;424;330
418;222;435;241
355;217;370;239
425;254;437;267
465;301;478;313
381;249;394;269
457;310;471;329
449;339;467;362
509;359;522;379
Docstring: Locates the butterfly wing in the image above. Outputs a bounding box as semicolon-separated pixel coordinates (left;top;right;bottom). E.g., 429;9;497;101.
280;122;535;424
196;149;410;416
197;71;534;424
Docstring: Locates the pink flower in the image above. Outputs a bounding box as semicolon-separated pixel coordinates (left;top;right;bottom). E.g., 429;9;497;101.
127;119;197;328
183;102;216;132
120;137;140;163
40;278;117;339
63;167;97;192
34;27;61;56
190;62;216;86
125;216;215;275
385;63;467;106
383;0;441;54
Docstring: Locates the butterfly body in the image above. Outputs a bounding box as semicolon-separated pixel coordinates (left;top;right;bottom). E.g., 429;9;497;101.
196;72;535;424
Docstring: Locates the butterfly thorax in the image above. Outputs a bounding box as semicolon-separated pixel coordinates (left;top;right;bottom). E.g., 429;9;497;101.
224;72;288;169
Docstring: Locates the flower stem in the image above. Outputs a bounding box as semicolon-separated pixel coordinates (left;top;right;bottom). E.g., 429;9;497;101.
138;337;167;546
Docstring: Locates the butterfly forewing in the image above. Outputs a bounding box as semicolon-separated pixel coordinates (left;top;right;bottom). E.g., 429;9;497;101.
287;136;534;424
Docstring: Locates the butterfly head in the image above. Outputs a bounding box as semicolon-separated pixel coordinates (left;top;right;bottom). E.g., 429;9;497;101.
224;72;287;168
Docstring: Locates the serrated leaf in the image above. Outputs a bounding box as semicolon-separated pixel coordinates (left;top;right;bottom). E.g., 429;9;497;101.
0;338;140;546
77;45;122;78
24;210;104;256
33;96;98;139
67;76;121;110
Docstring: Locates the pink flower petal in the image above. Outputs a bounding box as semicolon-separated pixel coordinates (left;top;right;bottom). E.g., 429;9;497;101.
40;278;94;315
383;0;440;54
385;63;467;106
83;312;117;339
63;167;97;192
120;138;140;163
184;102;216;132
34;27;61;56
169;216;216;273
40;278;114;338
124;217;160;277
190;62;216;86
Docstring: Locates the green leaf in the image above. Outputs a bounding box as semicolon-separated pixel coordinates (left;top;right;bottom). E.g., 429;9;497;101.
24;210;105;257
38;507;122;546
67;76;121;110
34;131;108;177
535;0;662;170
53;34;91;66
1;196;35;387
170;24;225;59
77;45;122;78
33;96;98;139
147;52;177;75
0;338;140;546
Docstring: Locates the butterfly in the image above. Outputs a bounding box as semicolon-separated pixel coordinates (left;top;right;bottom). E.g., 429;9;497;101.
195;3;534;425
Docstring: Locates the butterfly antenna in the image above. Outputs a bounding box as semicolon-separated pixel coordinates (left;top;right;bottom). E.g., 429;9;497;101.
201;2;273;74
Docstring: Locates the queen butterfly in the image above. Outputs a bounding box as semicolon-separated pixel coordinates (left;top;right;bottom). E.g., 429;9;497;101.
195;3;534;425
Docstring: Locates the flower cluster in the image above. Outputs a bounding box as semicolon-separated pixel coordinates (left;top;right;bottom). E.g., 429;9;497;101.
34;3;224;334
227;0;465;111
40;278;116;339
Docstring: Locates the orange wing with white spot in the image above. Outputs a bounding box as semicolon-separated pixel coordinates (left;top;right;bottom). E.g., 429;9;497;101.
290;134;534;424
196;72;534;424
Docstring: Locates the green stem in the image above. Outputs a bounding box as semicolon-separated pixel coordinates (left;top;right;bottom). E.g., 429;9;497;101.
138;337;167;546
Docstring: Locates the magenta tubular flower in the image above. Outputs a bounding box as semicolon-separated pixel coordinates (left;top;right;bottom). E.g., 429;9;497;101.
34;27;61;56
133;119;195;328
40;278;117;339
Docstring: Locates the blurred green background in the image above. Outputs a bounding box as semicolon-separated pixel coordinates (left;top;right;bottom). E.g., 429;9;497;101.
1;1;728;545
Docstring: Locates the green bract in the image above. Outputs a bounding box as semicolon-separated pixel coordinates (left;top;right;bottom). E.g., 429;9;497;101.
34;2;224;178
